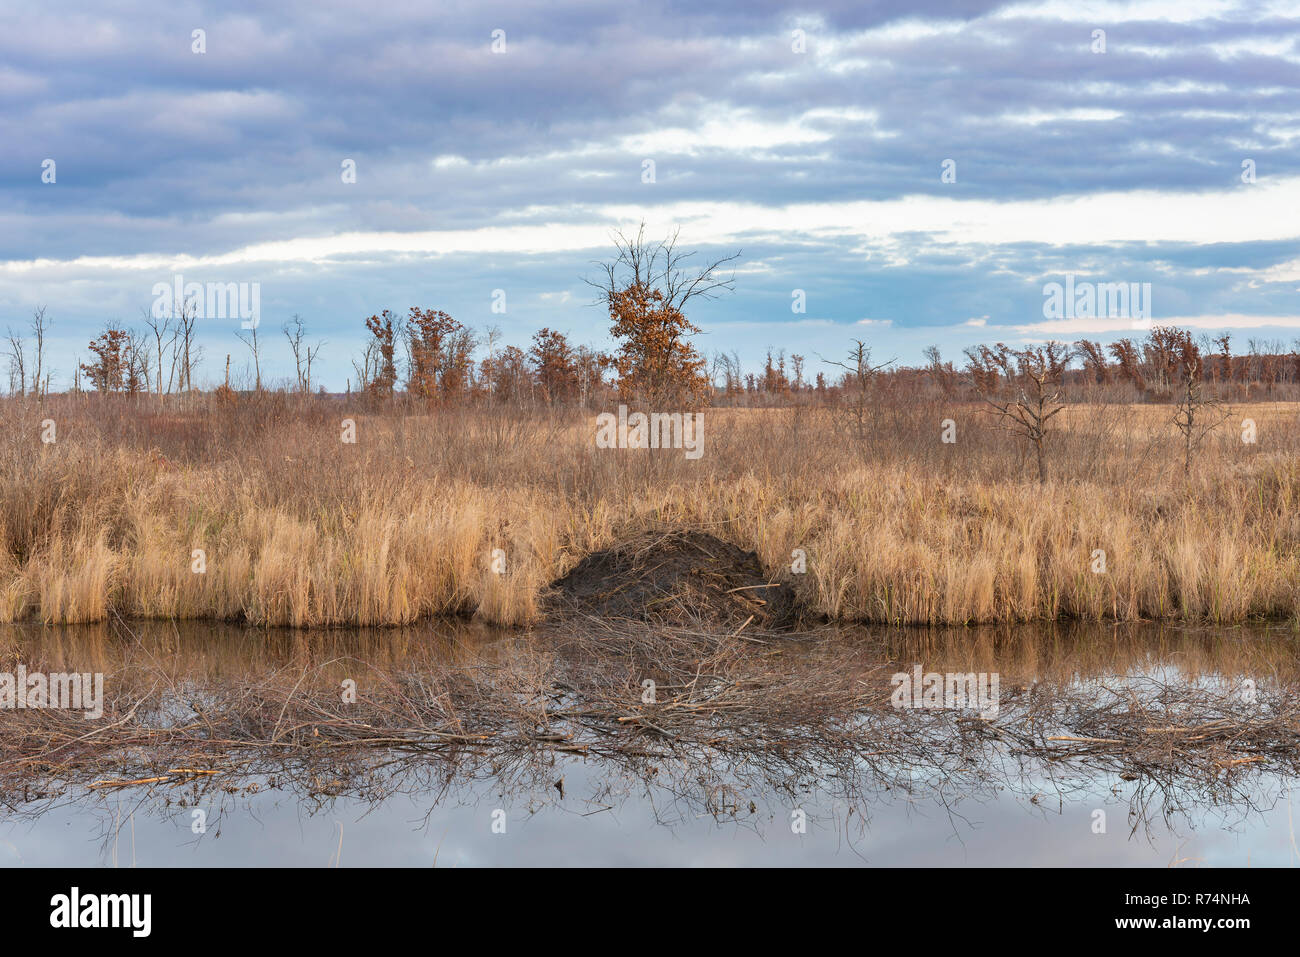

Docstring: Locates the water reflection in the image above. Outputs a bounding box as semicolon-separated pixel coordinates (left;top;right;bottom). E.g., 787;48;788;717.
1;619;1297;866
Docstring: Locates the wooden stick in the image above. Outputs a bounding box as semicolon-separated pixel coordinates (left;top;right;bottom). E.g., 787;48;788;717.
1047;735;1125;745
88;776;172;789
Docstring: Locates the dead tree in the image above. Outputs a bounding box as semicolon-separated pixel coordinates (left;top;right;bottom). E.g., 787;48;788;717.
284;315;306;391
283;314;324;393
30;306;50;399
304;337;324;393
351;338;381;394
235;321;263;391
5;326;26;395
141;307;177;396
175;295;200;392
125;327;149;394
821;339;894;443
966;342;1072;484
1169;331;1230;477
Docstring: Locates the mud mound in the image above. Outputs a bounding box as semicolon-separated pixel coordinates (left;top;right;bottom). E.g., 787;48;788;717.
549;529;802;632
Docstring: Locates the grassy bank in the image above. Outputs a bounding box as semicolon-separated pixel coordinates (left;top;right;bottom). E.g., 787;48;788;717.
1;393;1298;627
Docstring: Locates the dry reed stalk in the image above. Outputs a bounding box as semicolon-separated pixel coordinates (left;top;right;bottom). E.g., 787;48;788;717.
0;396;1297;625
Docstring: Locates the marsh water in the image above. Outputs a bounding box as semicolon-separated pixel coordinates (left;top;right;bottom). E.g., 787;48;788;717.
2;619;1298;867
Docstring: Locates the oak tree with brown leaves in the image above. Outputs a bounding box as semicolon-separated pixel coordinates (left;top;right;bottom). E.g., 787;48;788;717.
528;327;579;404
81;327;132;393
363;310;399;395
586;222;738;408
607;282;709;407
406;307;462;401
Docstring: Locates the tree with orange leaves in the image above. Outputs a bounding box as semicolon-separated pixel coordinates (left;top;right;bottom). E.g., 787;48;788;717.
488;345;532;404
406;307;456;400
607;282;709;407
81;327;132;393
586;222;739;408
405;307;476;402
528;327;579;404
363;310;399;395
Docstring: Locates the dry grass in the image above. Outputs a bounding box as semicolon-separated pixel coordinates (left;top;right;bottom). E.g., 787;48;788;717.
0;392;1297;626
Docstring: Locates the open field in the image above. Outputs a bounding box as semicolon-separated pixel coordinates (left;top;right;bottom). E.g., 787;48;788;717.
0;393;1298;627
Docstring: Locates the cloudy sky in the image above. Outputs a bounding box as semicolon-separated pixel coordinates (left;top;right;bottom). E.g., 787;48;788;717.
3;0;1299;389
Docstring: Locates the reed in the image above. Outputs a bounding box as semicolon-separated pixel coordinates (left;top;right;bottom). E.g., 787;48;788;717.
0;392;1297;626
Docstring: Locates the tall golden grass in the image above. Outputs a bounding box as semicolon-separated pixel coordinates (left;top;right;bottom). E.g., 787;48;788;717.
0;392;1296;627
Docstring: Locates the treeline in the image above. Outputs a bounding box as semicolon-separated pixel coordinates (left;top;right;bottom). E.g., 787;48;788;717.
8;223;743;408
13;309;1300;409
353;308;612;406
717;328;1300;406
5;222;1299;406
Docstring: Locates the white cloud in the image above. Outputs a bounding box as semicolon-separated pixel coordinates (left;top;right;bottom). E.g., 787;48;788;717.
1014;313;1300;335
1003;108;1124;125
991;0;1239;23
7;177;1300;279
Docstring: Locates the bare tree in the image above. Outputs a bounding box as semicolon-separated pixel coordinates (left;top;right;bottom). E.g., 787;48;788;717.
126;326;150;394
174;294;200;392
821;339;894;443
574;344;609;409
305;337;325;393
141;307;177;396
584;220;740;314
283;314;325;393
351;338;380;394
480;325;502;398
4;326;26;396
966;342;1072;484
1169;330;1230;477
709;350;735;396
235;320;263;392
709;350;732;395
284;315;307;392
30;305;50;399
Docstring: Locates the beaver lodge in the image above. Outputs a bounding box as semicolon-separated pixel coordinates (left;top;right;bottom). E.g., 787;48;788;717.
547;529;803;633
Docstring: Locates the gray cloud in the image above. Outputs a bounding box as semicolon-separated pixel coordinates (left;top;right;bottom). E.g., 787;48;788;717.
2;0;1299;387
